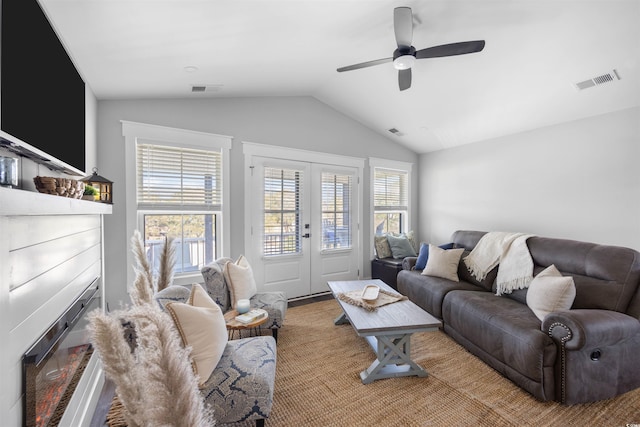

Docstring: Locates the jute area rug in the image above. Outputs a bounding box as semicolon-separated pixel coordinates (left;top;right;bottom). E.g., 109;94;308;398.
109;298;640;426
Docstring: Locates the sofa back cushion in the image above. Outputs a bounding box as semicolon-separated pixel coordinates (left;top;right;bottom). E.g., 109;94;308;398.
457;250;498;292
527;237;640;313
450;231;640;314
451;230;487;251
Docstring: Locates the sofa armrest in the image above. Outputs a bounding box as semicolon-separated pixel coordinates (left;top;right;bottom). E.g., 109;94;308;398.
542;309;640;351
542;309;640;404
402;257;417;270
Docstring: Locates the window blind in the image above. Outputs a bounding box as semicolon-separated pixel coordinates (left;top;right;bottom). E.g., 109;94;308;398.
263;167;302;256
136;142;222;211
321;172;352;249
374;168;408;212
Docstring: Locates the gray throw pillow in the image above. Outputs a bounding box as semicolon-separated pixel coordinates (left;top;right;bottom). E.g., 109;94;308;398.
387;234;417;259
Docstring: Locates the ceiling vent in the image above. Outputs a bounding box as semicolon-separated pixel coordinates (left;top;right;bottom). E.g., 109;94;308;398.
191;84;223;93
573;70;620;91
388;128;405;136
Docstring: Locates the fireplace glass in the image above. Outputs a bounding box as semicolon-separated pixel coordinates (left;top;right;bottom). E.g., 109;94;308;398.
23;282;100;427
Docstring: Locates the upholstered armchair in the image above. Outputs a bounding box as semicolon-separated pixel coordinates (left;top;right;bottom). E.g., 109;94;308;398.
154;284;276;426
200;257;288;342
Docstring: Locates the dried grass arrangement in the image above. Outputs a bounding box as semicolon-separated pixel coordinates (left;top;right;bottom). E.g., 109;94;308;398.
88;230;214;426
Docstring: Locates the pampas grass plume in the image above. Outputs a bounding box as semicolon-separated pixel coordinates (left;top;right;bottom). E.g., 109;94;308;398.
156;236;175;292
89;305;215;426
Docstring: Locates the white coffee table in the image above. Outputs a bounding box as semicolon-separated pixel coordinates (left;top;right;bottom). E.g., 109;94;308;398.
328;279;442;384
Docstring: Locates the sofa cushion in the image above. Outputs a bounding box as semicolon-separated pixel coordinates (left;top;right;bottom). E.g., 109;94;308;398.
387;234;417;258
422;245;464;282
224;255;258;309
457;250;498;291
526;265;576;321
527;236;640;312
165;284;228;387
442;290;556;384
397;270;484;319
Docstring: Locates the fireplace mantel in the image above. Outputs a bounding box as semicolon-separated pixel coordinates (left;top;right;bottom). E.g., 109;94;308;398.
0;186;112;216
1;186;111;425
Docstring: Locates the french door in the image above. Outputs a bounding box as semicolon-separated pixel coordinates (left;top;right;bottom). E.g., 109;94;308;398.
248;156;360;299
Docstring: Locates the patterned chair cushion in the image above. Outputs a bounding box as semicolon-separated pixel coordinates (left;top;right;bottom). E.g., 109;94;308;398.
200;257;233;311
250;291;288;329
202;258;287;331
155;285;191;310
201;336;277;423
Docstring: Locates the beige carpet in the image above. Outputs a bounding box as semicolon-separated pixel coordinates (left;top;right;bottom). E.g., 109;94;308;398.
110;299;640;426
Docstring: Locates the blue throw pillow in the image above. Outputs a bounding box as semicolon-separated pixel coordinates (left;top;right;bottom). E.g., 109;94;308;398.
415;242;455;270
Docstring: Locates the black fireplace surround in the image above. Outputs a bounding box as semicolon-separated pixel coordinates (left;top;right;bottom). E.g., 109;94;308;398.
22;280;100;427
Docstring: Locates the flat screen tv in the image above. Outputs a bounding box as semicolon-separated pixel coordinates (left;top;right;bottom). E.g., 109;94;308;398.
1;0;86;174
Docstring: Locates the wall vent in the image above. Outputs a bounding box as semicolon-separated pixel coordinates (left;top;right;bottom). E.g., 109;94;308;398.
573;69;620;91
191;84;224;93
388;128;404;136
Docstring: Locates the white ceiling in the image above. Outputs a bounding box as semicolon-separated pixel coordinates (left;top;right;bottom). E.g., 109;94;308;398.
40;0;640;154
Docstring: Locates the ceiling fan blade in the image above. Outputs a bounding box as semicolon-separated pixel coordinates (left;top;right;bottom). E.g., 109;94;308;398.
394;7;413;48
415;40;485;59
337;57;392;72
398;68;411;91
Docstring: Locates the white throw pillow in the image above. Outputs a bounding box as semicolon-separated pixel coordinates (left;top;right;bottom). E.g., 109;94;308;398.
374;234;393;258
224;255;258;308
422;245;465;282
165;283;228;387
526;264;576;321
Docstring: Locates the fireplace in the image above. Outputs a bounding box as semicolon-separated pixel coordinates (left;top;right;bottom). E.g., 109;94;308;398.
22;281;100;427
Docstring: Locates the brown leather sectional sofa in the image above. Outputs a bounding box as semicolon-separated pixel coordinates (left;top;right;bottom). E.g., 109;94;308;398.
397;230;640;404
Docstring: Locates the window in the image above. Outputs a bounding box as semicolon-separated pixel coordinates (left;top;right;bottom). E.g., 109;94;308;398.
123;121;231;284
370;158;412;236
321;172;352;249
137;142;222;274
263;167;302;256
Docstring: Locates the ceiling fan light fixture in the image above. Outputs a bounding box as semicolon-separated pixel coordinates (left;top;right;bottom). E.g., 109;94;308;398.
393;54;415;70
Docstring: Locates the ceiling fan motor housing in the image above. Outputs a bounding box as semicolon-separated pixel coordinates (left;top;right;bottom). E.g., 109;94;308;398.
393;46;416;70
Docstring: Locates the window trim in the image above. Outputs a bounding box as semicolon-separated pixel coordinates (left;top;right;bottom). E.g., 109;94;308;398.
123;120;232;287
369;157;413;259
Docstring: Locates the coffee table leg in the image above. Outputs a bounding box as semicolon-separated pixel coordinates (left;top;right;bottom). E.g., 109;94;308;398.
360;334;427;384
334;312;350;325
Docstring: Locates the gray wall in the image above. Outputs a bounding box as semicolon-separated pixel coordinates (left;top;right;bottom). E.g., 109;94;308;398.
419;106;640;251
97;96;418;307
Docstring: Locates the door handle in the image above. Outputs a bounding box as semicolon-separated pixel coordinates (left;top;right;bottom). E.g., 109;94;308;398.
302;233;310;238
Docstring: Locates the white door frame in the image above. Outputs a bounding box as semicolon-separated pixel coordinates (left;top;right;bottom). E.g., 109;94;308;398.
243;142;364;296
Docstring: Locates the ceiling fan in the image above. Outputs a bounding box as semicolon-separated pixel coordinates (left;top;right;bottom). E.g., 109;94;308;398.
337;6;485;91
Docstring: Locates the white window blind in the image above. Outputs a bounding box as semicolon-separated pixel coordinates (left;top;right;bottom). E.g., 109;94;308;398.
136;142;222;211
374;168;408;212
263;167;302;256
321;172;352;249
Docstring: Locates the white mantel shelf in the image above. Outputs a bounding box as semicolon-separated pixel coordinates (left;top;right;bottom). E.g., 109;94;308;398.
0;186;112;216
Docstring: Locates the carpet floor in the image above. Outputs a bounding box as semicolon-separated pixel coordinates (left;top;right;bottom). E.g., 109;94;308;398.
109;298;640;426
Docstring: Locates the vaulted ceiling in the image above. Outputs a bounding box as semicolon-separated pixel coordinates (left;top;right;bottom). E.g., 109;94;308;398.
40;0;640;154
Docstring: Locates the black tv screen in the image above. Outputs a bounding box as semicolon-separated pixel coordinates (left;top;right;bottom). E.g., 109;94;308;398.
1;0;86;173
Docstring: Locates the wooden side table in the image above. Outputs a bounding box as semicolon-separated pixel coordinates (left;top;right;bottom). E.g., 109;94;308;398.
224;309;269;340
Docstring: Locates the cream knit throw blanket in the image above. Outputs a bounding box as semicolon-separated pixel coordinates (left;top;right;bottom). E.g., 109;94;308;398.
463;231;535;295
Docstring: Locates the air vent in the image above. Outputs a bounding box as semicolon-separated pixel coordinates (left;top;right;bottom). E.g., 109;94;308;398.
388;128;405;136
191;84;224;93
573;70;620;91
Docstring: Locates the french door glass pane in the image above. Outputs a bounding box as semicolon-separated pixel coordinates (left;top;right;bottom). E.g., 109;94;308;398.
263;167;302;256
143;213;216;274
321;172;352;249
